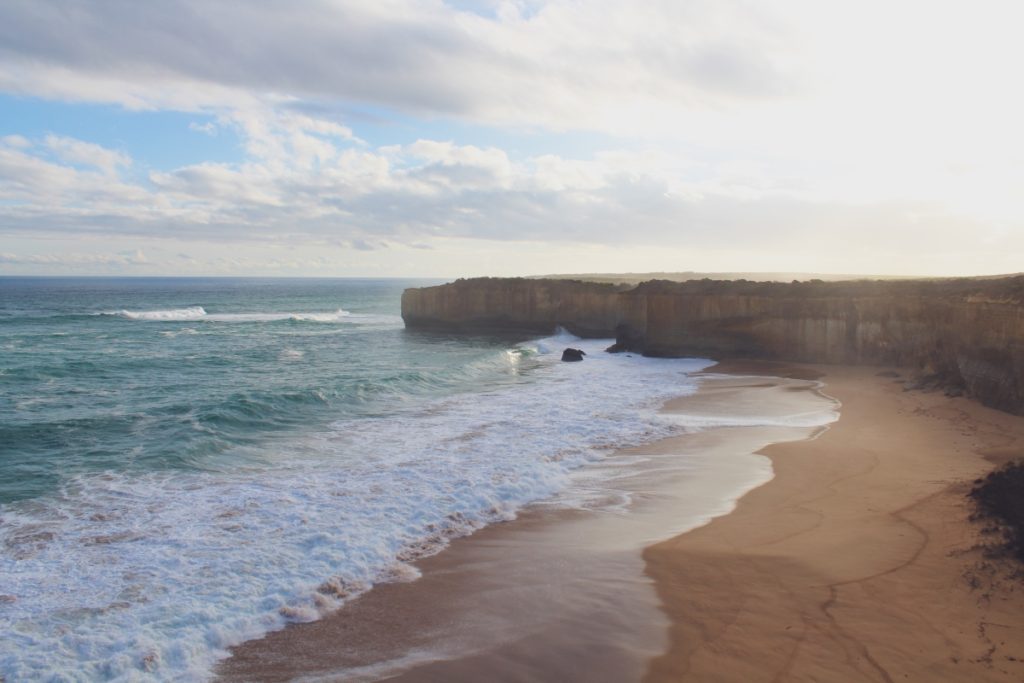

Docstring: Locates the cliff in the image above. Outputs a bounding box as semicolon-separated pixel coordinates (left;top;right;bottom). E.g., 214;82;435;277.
401;276;1024;415
400;277;634;337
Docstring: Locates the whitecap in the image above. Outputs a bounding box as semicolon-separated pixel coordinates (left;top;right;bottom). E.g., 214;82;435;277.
102;308;371;324
110;306;207;321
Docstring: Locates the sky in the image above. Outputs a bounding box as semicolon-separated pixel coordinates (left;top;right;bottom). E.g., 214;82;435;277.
1;0;1022;278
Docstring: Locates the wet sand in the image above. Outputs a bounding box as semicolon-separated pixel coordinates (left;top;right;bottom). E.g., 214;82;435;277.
645;362;1024;682
219;373;835;681
220;363;1024;682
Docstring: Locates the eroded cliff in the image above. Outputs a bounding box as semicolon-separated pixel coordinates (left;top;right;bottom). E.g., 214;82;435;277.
402;276;1024;415
401;278;635;337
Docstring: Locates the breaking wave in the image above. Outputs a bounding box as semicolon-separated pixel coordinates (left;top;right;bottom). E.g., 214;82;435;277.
105;307;370;323
0;334;713;681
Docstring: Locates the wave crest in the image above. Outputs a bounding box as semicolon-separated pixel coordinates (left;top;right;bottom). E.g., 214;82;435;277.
104;308;363;323
113;306;207;321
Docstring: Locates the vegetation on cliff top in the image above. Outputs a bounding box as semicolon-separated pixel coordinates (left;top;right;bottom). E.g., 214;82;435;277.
444;277;632;292
628;275;1024;301
529;271;918;285
433;275;1024;302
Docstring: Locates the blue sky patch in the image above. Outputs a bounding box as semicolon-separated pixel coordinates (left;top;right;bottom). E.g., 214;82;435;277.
0;94;243;171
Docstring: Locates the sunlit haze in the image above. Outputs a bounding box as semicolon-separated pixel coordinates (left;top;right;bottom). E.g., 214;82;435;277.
1;0;1021;277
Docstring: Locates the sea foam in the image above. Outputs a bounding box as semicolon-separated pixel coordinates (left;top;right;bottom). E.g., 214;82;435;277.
114;306;208;321
0;334;723;681
104;308;391;325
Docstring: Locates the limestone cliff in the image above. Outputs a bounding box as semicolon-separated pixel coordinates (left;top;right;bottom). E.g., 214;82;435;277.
402;276;1024;415
400;278;634;337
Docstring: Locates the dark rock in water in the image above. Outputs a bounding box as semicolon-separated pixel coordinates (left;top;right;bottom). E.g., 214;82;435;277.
605;323;645;354
561;348;586;362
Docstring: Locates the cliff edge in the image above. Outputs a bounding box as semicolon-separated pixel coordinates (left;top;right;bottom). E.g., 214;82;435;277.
402;276;1024;415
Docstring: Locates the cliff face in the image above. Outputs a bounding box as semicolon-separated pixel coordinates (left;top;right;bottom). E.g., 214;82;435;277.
402;277;1024;415
400;278;634;337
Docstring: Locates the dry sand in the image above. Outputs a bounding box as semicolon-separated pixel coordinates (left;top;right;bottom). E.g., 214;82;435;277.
645;362;1024;682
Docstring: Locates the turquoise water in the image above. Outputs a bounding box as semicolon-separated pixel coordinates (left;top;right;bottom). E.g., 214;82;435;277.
0;277;505;502
0;277;714;681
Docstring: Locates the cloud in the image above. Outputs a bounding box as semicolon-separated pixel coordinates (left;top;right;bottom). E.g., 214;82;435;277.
401;140;514;190
0;249;148;266
1;123;1017;270
2;134;31;149
1;1;1023;277
0;0;800;133
350;238;384;251
189;121;218;136
0;138;150;212
44;135;131;174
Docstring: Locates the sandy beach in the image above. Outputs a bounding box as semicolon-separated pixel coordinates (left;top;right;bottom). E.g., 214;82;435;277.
646;362;1024;682
219;363;1024;682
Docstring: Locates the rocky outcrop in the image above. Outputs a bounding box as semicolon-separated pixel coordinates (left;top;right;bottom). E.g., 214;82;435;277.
402;276;1024;415
561;348;586;362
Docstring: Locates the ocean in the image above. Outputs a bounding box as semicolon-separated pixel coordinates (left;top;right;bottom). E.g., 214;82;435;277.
0;277;750;681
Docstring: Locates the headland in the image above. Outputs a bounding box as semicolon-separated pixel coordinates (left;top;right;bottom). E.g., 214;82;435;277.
402;275;1024;414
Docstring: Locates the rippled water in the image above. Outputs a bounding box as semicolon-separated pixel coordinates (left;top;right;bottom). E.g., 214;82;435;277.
0;277;724;681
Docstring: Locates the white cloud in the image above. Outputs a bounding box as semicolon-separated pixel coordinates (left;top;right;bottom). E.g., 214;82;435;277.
1;122;1018;275
2;134;31;149
0;141;149;213
1;1;1023;276
44;135;131;174
0;249;148;266
0;0;800;129
1;1;1022;155
189;121;218;136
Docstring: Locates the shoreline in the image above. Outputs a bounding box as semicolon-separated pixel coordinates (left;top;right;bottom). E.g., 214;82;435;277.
645;361;1024;682
218;361;1024;682
218;368;835;681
